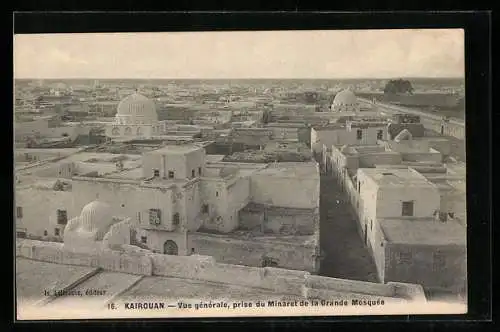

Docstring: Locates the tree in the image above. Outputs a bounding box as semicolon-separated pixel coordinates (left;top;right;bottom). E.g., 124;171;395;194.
383;79;414;94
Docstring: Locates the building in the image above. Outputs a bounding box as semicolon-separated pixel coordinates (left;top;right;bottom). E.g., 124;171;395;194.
354;167;466;293
325;133;463;224
105;92;167;139
15;143;321;273
331;89;360;112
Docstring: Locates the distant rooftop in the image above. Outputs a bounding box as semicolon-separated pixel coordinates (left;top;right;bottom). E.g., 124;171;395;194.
379;219;466;246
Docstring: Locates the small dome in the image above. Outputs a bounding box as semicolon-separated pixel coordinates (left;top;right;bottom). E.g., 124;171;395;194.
331;89;358;112
116;93;158;124
79;200;112;232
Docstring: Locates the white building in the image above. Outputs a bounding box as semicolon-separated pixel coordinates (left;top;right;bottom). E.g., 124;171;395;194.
105;92;167;139
311;121;388;154
15;144;320;271
356;167;441;237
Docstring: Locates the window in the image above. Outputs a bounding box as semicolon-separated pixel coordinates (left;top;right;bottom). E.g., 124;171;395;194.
198;167;202;176
356;129;363;140
433;253;446;272
192;169;195;178
16;206;23;219
358;181;361;193
397;251;412;264
216;191;219;197
377;130;383;140
153;169;160;177
43;230;48;236
168;171;174;179
149;209;162;225
54;228;60;236
137;212;141;222
16;231;26;238
201;204;209;214
57;209;68;225
402;201;414;217
141;236;147;244
172;213;180;225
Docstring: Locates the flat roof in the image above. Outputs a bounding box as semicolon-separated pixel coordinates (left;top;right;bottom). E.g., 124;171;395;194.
379;219;466;246
358;167;435;188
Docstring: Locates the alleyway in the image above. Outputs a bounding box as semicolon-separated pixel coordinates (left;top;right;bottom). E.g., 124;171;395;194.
318;175;379;283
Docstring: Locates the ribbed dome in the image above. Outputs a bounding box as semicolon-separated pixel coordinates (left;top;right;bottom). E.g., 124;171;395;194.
116;93;158;124
331;89;358;112
79;200;112;232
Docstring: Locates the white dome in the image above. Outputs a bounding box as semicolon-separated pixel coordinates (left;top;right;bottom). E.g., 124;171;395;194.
116;93;158;124
331;89;358;112
79;200;112;232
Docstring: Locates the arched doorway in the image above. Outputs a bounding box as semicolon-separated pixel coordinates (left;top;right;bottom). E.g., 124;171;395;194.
163;240;178;255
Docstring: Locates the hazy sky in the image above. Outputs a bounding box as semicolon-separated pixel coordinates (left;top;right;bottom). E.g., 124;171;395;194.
14;29;464;79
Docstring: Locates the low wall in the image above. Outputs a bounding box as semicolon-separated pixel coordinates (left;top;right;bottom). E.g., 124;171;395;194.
359;152;402;168
305;275;395;297
238;205;317;235
17;240;153;276
189;233;318;272
401;151;442;163
16;239;426;302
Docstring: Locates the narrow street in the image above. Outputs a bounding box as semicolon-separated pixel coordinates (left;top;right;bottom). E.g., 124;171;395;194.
319;175;379;282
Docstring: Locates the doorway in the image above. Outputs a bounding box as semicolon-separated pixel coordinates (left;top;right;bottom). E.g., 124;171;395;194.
163;240;178;255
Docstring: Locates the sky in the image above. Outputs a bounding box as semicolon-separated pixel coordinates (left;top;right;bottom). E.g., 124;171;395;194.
14;29;465;79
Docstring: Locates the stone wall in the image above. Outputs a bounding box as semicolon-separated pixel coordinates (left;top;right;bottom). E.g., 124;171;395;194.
16;239;426;302
188;232;318;272
17;240;153;276
238;204;318;235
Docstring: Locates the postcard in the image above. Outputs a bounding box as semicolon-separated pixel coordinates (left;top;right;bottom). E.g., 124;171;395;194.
14;28;467;320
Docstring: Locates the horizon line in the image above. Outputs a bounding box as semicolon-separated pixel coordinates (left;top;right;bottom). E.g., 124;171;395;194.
15;76;465;80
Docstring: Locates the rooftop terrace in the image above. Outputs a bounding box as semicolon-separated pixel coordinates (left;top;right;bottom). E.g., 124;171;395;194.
379;219;466;246
359;167;436;188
